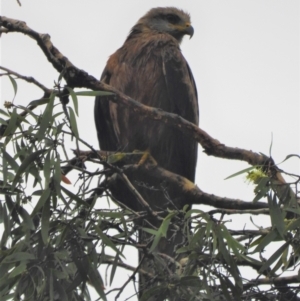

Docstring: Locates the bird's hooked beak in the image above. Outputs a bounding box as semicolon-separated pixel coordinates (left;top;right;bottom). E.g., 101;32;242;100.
185;23;194;39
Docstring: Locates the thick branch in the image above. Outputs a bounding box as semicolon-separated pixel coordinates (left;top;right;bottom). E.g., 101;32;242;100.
245;274;300;289
0;16;267;166
123;163;269;210
1;16;296;209
64;151;269;211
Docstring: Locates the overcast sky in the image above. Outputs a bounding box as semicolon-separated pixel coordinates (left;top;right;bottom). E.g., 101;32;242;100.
1;1;300;300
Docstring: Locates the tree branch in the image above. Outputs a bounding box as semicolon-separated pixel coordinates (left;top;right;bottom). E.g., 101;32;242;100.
0;66;52;94
3;16;296;210
0;16;267;166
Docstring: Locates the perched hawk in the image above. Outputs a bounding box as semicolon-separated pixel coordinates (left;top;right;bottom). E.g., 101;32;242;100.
95;6;198;260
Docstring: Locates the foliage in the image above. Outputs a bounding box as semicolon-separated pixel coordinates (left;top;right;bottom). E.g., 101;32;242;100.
0;25;300;301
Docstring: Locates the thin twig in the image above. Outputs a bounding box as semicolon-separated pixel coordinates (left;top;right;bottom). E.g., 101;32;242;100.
0;66;52;94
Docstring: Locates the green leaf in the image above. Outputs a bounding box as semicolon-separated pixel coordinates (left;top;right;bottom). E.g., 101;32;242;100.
142;228;158;235
93;225;123;257
0;118;8;125
179;275;202;287
16;206;35;231
2;148;19;172
31;188;51;217
269;133;273;156
286;217;300;232
60;185;87;206
53;281;68;301
57;68;66;83
149;215;173;253
53;154;62;196
0;204;9;248
109;250;119;286
66;87;79;116
149;230;162;253
2;252;35;263
88;263;107;301
16;105;38;121
27;98;50;108
75;90;114;97
161;214;174;237
3;108;18;137
189;227;206;249
215;227;231;265
279;154;300;164
12;148;48;189
68;106;79;138
41;199;50;245
224;166;255;180
8;263;27;278
139;285;168;301
221;224;245;256
0;109;10;117
252;230;278;253
268;193;285;238
8;75;18;98
35;93;55;141
43;151;51;187
259;242;289;273
253;177;270;203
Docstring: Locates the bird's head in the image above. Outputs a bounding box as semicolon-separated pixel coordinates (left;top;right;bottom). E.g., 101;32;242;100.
135;7;194;43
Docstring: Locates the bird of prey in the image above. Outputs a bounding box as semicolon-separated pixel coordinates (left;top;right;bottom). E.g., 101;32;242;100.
94;5;198;273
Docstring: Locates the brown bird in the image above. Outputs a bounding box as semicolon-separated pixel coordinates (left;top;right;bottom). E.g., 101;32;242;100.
94;6;198;295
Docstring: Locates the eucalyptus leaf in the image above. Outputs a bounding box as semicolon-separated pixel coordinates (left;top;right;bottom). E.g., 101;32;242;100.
66;87;79;116
68;106;79;138
75;90;114;97
8;75;18;98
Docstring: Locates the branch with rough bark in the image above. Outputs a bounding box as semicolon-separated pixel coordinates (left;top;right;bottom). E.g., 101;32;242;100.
0;16;295;205
0;16;267;165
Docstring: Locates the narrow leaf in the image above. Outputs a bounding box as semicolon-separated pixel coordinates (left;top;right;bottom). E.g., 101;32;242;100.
12;148;48;189
3;108;18;137
252;230;278;253
2;148;19;172
268;193;285;238
225;166;255;180
35;94;55;141
93;225;123;256
66;87;79;116
43;151;51;187
8;263;27;278
27;98;49;108
31;188;51;217
88;264;106;300
16;206;35;230
60;185;87;206
3;252;35;263
41;199;50;245
109;251;119;286
8;75;18;98
259;242;289;273
68;106;79;138
75;90;114;96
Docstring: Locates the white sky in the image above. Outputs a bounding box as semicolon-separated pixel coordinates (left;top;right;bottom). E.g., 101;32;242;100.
1;1;300;300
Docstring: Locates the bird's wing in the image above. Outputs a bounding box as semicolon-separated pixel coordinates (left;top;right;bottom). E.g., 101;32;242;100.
162;47;199;125
94;67;118;151
162;46;199;182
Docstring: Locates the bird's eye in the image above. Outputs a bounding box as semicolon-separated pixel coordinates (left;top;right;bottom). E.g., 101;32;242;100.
165;14;180;24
